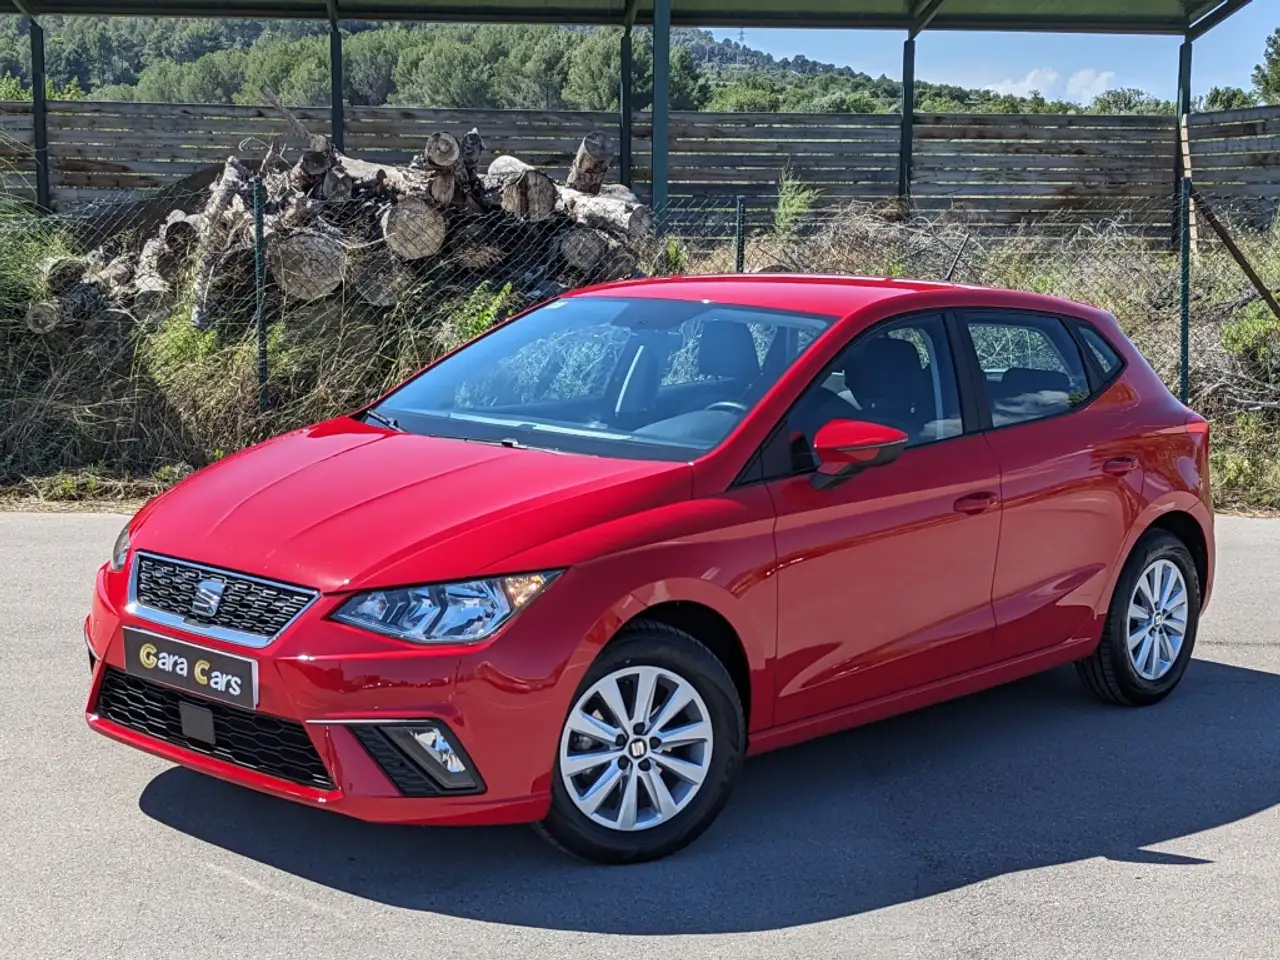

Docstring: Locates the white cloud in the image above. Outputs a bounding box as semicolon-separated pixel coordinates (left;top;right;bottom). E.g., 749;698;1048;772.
987;68;1061;98
1066;68;1118;103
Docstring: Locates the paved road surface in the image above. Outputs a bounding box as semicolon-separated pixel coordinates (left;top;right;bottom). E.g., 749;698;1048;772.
2;512;1277;960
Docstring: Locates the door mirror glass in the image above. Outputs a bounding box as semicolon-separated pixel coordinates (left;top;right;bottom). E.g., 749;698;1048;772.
812;419;908;488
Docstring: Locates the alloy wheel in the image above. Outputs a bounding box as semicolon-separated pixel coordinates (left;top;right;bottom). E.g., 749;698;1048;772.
558;665;714;832
1126;558;1189;682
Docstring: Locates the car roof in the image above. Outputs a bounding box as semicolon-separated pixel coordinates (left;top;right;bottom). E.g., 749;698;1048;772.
570;274;1106;325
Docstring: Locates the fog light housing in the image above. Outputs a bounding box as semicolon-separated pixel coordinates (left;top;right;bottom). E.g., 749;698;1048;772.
381;723;480;792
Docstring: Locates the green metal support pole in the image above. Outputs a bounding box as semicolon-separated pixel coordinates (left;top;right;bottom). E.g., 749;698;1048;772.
619;27;633;188
1172;39;1192;245
328;8;345;152
651;0;671;224
734;196;746;273
253;176;269;412
898;37;915;201
29;18;49;210
1179;175;1191;404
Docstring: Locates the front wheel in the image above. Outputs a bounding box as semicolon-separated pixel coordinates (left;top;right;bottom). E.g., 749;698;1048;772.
536;621;745;864
1077;530;1201;706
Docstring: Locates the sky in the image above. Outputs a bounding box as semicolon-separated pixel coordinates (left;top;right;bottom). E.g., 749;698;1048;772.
709;1;1274;103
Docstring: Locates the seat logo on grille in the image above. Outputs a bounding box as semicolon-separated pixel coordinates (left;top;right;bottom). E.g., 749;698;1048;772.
192;579;226;618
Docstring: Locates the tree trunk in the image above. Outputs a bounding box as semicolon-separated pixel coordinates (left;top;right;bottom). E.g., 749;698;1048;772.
191;156;250;329
425;131;462;170
483;155;557;221
381;197;447;260
566;132;614;195
266;229;346;301
558;187;653;241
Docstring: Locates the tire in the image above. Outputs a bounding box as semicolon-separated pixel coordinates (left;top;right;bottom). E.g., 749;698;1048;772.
1076;529;1201;706
535;620;745;864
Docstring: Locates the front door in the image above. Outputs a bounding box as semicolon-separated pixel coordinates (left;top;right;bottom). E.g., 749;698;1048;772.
766;313;1002;726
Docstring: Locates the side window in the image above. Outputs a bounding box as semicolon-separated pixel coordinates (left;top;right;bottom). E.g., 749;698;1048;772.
1077;324;1123;379
782;314;963;473
964;312;1090;428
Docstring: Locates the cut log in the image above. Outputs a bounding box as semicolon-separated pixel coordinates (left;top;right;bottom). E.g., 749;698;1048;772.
291;150;331;192
599;183;640;203
340;156;414;197
381;197;447;260
566;132;614;195
428;168;457;206
483;155;557;222
134;237;172;317
40;256;87;297
267;229;346;301
559;226;608;272
321;167;354;202
25;301;60;334
458;127;484;193
597;239;638;282
449;221;506;270
558;187;653;241
425;132;462;170
191;156;251;329
352;249;412;307
161;214;200;261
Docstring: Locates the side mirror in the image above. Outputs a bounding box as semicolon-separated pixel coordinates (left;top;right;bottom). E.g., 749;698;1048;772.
811;419;908;489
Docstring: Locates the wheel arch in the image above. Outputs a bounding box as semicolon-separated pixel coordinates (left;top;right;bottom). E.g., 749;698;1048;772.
619;600;754;733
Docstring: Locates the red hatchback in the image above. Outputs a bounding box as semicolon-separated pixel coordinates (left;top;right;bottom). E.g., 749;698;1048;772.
85;275;1214;863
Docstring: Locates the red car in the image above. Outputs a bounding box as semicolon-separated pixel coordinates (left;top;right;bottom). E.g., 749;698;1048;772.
85;275;1214;863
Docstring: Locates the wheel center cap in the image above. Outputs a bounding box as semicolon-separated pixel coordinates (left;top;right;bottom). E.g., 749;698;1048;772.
628;738;648;759
1154;612;1166;628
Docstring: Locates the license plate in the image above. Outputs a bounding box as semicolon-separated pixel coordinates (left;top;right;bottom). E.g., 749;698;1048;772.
123;627;258;710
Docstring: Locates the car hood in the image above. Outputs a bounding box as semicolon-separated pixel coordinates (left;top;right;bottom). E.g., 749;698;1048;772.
132;418;693;592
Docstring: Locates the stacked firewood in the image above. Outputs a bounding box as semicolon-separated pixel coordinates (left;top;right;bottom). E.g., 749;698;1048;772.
26;120;652;334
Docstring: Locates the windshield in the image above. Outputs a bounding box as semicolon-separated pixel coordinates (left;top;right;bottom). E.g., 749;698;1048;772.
369;296;835;461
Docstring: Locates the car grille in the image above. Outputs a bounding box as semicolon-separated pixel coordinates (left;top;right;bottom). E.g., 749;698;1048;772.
134;553;315;641
95;668;334;789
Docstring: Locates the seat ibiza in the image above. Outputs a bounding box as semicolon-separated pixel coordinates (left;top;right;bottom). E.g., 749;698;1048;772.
85;275;1214;863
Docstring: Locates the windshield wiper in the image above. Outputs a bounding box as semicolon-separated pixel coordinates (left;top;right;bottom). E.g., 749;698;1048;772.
459;436;527;449
362;409;403;432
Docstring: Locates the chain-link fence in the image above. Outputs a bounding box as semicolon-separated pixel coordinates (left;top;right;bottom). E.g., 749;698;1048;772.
2;161;1278;506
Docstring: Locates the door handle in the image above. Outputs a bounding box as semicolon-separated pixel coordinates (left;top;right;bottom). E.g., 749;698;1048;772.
1103;455;1139;476
953;491;999;515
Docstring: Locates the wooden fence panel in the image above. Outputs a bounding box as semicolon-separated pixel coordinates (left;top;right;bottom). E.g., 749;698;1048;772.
0;101;37;201
1189;106;1280;225
912;113;1178;227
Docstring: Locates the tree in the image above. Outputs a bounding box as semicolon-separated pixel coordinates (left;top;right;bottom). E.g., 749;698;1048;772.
1087;87;1175;115
1203;86;1259;112
708;75;781;112
564;32;619;110
392;38;497;108
1253;28;1280;105
669;46;711;110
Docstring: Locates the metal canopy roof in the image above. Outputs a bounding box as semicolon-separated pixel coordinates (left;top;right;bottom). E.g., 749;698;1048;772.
0;0;1244;33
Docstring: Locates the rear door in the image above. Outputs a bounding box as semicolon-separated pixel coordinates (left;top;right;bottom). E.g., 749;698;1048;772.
956;309;1147;661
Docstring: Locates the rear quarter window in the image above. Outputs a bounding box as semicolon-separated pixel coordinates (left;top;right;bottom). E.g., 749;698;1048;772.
1077;325;1124;379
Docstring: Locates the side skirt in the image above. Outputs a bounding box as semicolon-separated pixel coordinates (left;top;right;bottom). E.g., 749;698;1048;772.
746;636;1097;757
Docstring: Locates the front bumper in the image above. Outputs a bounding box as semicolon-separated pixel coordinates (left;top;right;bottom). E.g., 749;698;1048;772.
84;561;603;827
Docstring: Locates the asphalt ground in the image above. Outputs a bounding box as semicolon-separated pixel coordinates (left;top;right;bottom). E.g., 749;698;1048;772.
1;511;1276;960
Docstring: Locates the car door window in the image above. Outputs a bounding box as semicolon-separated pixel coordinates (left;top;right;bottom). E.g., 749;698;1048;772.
964;312;1090;428
785;314;963;472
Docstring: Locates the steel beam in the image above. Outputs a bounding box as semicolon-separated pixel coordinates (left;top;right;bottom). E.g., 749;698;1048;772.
910;0;945;37
619;26;633;187
29;16;50;210
327;0;344;151
898;37;915;199
651;0;670;218
1188;0;1252;40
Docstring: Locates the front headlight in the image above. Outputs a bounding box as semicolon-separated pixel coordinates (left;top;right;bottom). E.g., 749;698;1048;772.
332;572;560;644
109;523;131;572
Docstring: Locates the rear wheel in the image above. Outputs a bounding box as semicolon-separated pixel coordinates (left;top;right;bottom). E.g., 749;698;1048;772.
1077;530;1201;706
536;621;745;864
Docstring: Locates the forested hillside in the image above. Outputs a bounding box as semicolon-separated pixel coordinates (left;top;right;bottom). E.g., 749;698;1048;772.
0;15;1273;114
